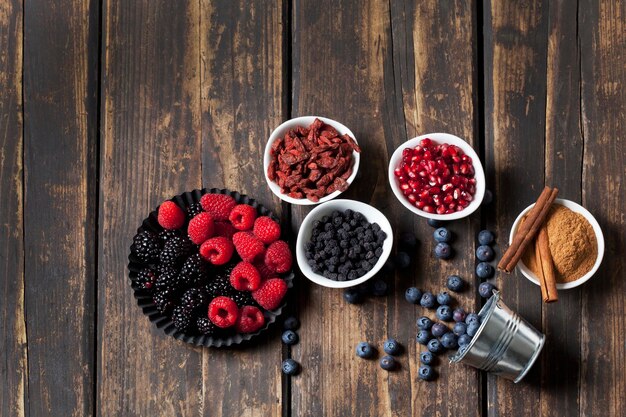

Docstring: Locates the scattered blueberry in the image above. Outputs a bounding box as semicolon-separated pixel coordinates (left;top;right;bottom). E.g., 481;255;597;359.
383;339;402;355
420;292;437;309
458;334;472;347
399;231;418;250
405;287;422;304
446;275;465;292
427;218;443;228
476;245;495;262
395;251;411;269
379;355;396;371
433;227;453;243
465;313;480;326
281;330;299;345
371;279;388;296
420;351;434;365
478;281;496;298
440;332;458;349
282;359;300;375
416;330;432;345
382;259;395;274
476;262;494;279
452;308;467;323
436;305;453;322
482;189;493;206
478;230;495;245
343;288;363;304
431;322;448;338
467;322;480;337
356;342;376;359
434;242;453;260
417;316;433;330
283;316;300;331
418;364;435;381
453;322;467;337
436;291;452;306
427;338;443;354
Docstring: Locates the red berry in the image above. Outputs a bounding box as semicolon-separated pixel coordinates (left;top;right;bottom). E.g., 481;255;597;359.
235;305;265;333
228;204;257;231
157;201;185;230
199;236;234;265
208;296;239;328
200;193;236;221
230;261;262;291
252;278;288;310
264;240;292;273
214;221;236;239
187;212;215;244
253;261;275;280
232;231;265;263
252;216;281;244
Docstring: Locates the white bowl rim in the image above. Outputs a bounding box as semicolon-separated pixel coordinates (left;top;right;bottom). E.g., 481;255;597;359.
263;116;360;206
295;199;394;288
509;198;605;290
387;132;485;220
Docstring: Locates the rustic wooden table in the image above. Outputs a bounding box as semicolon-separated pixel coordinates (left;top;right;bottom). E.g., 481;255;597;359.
1;0;624;416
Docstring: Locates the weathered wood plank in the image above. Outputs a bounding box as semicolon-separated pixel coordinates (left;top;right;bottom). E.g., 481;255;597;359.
483;0;548;415
98;1;204;415
199;1;286;415
23;0;98;415
579;0;626;416
0;0;27;416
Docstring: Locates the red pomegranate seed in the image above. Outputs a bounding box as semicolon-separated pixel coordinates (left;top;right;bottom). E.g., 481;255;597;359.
436;205;446;214
423;205;434;213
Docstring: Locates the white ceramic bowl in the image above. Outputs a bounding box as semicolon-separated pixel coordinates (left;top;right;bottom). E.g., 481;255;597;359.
295;199;393;288
388;133;485;220
263;116;360;205
510;198;605;289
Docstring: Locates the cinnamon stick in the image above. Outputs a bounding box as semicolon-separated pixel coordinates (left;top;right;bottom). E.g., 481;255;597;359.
535;226;558;303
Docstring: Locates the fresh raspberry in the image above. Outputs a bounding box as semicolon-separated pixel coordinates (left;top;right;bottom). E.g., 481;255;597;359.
235;305;266;333
187;212;215;245
158;201;185;230
200;193;236;221
264;240;292;273
232;231;265;263
230;261;262;291
208;296;239;328
253;261;275;280
252;278;288;310
199;236;234;265
228;204;257;231
214;221;236;239
252;216;281;244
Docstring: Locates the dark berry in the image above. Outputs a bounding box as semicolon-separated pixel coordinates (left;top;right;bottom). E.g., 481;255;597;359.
434;242;453;260
395;251;411;269
159;229;181;245
383;339;401;355
134;268;157;291
453;308;467;323
399;231;417;250
420;292;437;309
453;322;467;336
283;316;300;331
179;253;208;286
132;230;161;263
379;355;396;371
417;316;433;330
465;313;480;326
416;330;431;345
187;202;204;219
431;322;448;338
232;290;256;308
458;334;472;347
482;189;493;206
405;287;422;304
436;291;452;306
153;289;175;314
433;227;452;243
467;322;480;337
436;305;453;322
476;245;495;262
476;262;494;279
343;288;363;304
154;266;182;293
440;332;458;349
180;288;208;312
172;306;191;332
382;259;395;274
205;274;235;299
427;338;443;354
282;359;300;376
371;279;388;296
446;275;465;292
356;342;376;359
197;317;218;335
160;235;192;266
281;330;299;345
478;230;495;245
418;364;434;381
427;218;443;228
420;351;434;365
479;281;496;297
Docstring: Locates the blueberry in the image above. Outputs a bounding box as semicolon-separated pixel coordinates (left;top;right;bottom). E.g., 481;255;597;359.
343;288;363;304
420;292;437;309
434;242;453;260
283;316;300;331
478;230;495;245
427;218;443;228
395;251;411;269
418;364;435;381
452;308;467;323
436;305;453;322
433;227;452;243
465;313;480;326
482;189;493;206
467;322;480;337
476;245;495;262
427;338;443;354
405;287;422;304
446;275;465;292
399;231;418;250
458;334;472;347
382;259;395;274
383;338;402;355
356;342;375;359
419;351;434;365
282;359;300;376
416;330;432;345
440;332;458;349
431;322;448;338
478;281;496;298
453;322;467;336
281;330;299;345
436;291;452;306
417;316;433;330
379;355;396;371
371;279;388;296
476;262;494;279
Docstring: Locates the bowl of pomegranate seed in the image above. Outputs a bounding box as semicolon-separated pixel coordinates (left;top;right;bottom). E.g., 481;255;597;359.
388;133;485;220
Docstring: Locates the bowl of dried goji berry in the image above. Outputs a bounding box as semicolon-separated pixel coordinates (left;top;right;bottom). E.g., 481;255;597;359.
264;116;361;205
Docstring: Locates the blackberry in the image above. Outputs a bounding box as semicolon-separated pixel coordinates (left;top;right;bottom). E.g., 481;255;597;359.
134;268;157;291
172;306;191;332
158;229;181;245
154;266;182;293
180;288;208;312
232;290;256;308
197;317;218;335
153;289;175;313
132;230;161;263
180;253;208;286
205;276;234;299
160;235;192;266
187;202;204;219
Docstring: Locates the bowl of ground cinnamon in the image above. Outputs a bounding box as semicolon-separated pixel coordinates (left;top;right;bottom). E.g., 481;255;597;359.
510;198;604;289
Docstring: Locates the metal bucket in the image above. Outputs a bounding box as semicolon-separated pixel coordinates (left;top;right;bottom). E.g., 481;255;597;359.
450;291;545;383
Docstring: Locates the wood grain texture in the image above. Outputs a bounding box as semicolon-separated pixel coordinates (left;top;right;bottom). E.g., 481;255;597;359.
0;0;27;416
98;0;203;415
483;0;548;415
579;0;626;415
23;0;98;415
199;1;286;415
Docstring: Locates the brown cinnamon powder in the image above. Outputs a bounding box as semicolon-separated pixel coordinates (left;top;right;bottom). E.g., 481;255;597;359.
522;204;597;283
